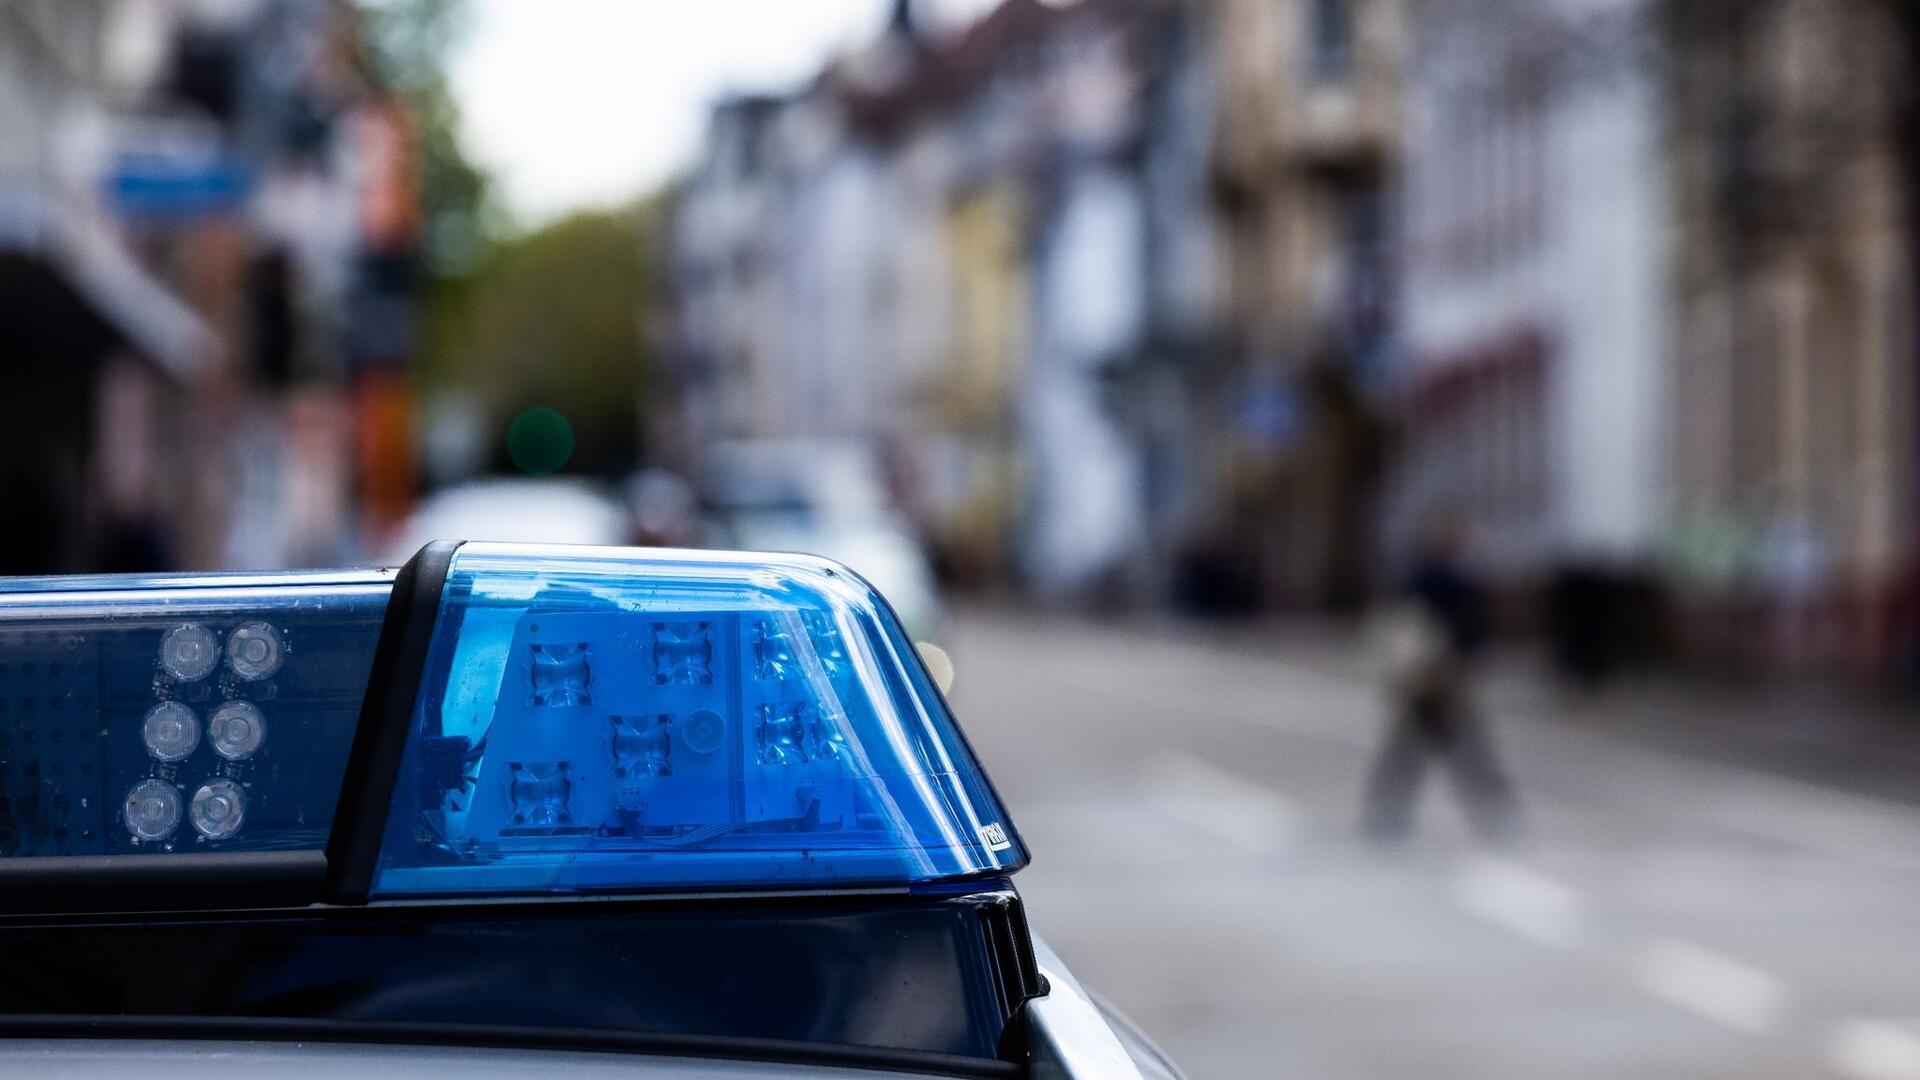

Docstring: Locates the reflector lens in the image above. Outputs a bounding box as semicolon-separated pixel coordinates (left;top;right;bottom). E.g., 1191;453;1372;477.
189;780;247;839
207;701;266;760
159;623;219;682
125;779;182;843
141;701;201;763
225;621;284;680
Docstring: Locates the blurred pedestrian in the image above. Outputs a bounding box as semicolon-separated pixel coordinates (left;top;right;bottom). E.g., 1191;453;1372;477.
1361;512;1518;841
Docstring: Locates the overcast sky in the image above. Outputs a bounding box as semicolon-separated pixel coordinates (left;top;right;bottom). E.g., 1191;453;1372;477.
450;0;999;224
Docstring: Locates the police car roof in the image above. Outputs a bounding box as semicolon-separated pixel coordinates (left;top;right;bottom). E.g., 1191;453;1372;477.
0;542;1039;1077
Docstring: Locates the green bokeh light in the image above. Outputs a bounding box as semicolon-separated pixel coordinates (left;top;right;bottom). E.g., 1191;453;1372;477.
506;406;575;476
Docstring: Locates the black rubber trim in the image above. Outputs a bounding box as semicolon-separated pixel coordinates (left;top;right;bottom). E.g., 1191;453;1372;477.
323;540;460;904
0;851;325;915
1004;891;1043;998
0;1016;1022;1078
0;881;1019;927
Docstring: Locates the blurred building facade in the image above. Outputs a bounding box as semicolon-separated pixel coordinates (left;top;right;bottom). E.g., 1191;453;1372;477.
1399;0;1669;563
1208;0;1400;612
1397;0;1920;678
1664;0;1918;674
0;0;417;574
665;0;1408;609
663;0;1920;680
666;0;1221;599
1395;0;1671;677
0;0;214;573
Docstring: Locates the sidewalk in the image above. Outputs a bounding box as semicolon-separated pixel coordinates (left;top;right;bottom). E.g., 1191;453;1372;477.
1105;609;1920;812
1487;666;1920;811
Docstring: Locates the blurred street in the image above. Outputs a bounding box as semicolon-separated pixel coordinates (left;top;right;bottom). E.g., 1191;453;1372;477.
951;610;1920;1080
8;1;1920;1073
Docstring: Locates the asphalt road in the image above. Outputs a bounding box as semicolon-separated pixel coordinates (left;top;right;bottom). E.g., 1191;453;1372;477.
946;610;1920;1080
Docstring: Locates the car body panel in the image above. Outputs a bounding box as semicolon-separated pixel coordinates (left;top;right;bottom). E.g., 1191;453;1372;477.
1026;934;1164;1079
0;1040;959;1080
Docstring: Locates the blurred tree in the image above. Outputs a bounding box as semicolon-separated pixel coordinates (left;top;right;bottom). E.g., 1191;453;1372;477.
357;0;654;479
439;205;657;476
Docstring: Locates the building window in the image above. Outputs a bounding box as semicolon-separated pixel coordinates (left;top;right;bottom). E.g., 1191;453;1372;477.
1309;0;1354;83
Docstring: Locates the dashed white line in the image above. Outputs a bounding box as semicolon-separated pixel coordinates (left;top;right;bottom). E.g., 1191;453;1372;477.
1135;749;1850;1056
1626;937;1791;1035
1831;1019;1920;1080
1449;853;1587;949
1143;750;1301;857
1141;750;1823;1049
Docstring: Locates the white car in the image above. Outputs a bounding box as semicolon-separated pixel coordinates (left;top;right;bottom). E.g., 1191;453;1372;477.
380;478;632;563
702;441;943;641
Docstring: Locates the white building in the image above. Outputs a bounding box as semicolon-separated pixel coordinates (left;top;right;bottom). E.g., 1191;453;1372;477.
1396;0;1670;578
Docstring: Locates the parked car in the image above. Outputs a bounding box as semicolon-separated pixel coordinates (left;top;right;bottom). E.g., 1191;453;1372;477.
702;440;943;643
379;477;633;563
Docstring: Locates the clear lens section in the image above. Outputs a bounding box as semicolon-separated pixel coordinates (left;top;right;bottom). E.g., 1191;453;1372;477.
207;701;266;761
189;780;247;839
141;701;201;762
0;569;393;856
371;543;1025;897
159;623;219;681
224;621;284;681
124;779;183;843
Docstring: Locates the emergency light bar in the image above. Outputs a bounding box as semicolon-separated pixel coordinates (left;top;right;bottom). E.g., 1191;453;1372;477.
0;542;1026;908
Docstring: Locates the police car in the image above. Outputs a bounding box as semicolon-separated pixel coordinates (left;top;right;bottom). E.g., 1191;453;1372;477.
0;542;1179;1079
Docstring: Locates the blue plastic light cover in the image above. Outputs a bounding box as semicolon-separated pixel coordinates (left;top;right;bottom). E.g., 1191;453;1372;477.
370;543;1026;897
0;570;394;856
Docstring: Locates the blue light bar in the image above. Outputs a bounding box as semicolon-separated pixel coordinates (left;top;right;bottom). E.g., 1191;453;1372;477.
0;570;393;857
369;543;1026;897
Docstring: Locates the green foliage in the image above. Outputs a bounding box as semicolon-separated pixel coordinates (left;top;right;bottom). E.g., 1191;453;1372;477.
434;205;657;475
356;0;654;476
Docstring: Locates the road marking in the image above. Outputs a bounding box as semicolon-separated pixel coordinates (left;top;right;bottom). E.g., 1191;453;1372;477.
1831;1019;1920;1080
1143;751;1300;857
1447;859;1803;1039
1449;853;1587;948
1627;938;1790;1034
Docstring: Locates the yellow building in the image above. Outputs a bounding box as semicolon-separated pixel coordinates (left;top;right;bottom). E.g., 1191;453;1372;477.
924;184;1030;586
